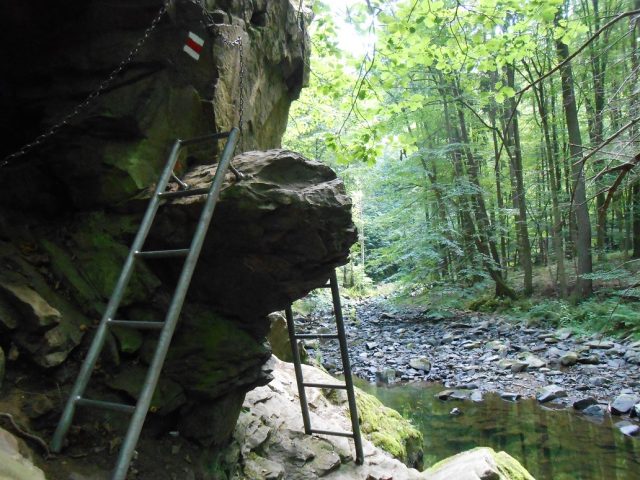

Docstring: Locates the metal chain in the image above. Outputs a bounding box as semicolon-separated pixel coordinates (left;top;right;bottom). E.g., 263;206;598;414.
1;2;169;168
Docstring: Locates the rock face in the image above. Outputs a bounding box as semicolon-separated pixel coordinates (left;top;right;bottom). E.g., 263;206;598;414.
0;0;309;211
147;149;357;318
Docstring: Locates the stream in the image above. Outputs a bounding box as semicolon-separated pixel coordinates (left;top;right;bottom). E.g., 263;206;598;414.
295;296;640;479
357;380;640;480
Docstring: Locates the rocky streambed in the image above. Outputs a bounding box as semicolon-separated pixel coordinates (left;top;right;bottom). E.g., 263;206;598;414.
293;296;640;438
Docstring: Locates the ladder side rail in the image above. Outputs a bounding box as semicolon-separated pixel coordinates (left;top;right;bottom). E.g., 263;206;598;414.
112;128;239;480
51;139;183;453
329;270;364;465
285;305;312;434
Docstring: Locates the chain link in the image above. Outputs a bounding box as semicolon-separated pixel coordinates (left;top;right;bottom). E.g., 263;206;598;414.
1;2;169;168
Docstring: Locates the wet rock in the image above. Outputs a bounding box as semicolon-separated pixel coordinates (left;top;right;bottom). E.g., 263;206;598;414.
582;405;606;417
573;397;598;411
609;394;640;415
496;359;517;370
521;353;545;369
376;368;397;385
536;385;567;404
437;390;471;401
577;354;601;365
555;328;573;340
633;403;640;418
409;357;431;373
616;422;640;437
589;376;608;387
560;351;578;367
470;390;484;402
486;340;505;351
367;342;379;350
449;407;462;416
500;392;521;402
586;340;614;350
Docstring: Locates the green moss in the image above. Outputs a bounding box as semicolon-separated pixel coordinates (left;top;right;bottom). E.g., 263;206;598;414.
425;447;535;480
495;451;536;480
355;389;423;469
39;239;104;314
71;212;161;306
164;309;270;396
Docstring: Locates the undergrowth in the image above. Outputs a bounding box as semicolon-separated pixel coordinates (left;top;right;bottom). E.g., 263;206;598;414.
392;280;640;340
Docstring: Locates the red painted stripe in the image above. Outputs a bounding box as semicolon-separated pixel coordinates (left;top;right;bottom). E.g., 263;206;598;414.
186;37;203;54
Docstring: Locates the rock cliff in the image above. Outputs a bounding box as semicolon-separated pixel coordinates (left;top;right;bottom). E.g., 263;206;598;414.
0;0;357;462
0;0;309;211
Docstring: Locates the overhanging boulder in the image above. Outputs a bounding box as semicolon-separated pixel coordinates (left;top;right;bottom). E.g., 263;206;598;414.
146;149;357;318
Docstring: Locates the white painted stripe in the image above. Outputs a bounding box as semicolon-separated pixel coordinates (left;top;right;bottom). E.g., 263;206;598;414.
183;45;200;60
187;31;204;47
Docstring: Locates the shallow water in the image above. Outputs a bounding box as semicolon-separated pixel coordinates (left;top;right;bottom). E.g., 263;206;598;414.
357;381;640;480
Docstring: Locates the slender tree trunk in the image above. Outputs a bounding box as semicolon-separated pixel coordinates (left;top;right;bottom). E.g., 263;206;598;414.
584;0;608;258
536;82;568;297
631;0;640;258
452;81;515;298
490;110;508;268
506;64;533;294
556;33;593;299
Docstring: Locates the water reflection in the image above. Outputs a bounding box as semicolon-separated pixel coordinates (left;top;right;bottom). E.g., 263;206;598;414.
357;381;640;480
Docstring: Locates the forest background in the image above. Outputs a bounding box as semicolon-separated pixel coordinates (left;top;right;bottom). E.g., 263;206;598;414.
283;0;640;338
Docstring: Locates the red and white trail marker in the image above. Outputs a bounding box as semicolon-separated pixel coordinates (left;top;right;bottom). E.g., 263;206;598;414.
183;31;204;61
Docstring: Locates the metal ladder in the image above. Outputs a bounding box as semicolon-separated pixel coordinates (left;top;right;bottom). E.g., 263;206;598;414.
51;128;240;480
285;270;364;465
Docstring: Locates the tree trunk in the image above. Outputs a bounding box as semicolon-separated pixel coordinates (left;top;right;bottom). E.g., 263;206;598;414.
505;64;533;294
556;34;593;299
452;80;516;298
530;63;568;297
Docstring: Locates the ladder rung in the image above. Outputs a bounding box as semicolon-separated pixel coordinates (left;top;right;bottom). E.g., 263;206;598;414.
135;249;190;259
75;397;136;414
295;333;339;339
108;319;164;330
158;188;210;199
303;382;347;390
310;428;354;438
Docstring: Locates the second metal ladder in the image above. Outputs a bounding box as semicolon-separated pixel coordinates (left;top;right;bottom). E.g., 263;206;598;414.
51;128;240;480
285;270;364;465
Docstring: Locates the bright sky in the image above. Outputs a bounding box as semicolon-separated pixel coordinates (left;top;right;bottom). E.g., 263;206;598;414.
325;0;375;57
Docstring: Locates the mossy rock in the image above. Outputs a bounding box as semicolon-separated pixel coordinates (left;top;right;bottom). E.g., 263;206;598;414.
160;308;270;397
105;365;186;415
70;212;161;307
425;447;535;480
355;389;423;469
